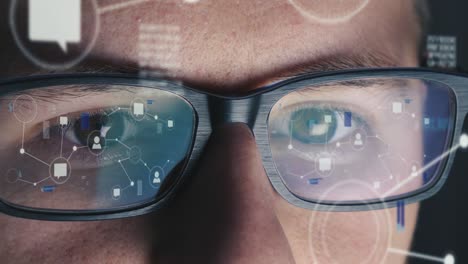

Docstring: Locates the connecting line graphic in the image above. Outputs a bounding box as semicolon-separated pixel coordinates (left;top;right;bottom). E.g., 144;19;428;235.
17;175;50;186
23;151;49;167
60;127;65;157
17;120;92;186
16;121;54;186
13;103;174;191
67;146;88;161
383;144;460;197
140;159;169;172
21;123;25;149
141;160;152;172
285;108;466;197
107;107;129;116
98;0;151;14
161;159;170;169
288;169;317;179
387;248;455;264
114;138;131;150
377;155;393;180
106;106;168;125
20;143;89;186
144;111;169;123
118;160;134;189
110;136;169;193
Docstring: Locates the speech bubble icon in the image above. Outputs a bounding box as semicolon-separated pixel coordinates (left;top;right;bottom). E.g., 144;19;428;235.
28;0;81;53
53;163;67;179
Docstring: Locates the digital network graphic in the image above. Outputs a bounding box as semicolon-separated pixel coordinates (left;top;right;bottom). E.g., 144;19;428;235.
269;84;463;264
287;0;370;24
4;94;179;206
2;0;461;263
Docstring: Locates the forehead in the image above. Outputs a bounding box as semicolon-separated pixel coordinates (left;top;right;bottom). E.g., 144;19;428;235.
2;0;419;91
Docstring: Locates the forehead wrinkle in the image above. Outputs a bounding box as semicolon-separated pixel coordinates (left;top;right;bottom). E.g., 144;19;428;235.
0;0;421;94
170;2;419;91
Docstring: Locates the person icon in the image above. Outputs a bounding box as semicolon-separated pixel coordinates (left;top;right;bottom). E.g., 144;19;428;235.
153;171;161;184
92;136;102;150
354;133;363;146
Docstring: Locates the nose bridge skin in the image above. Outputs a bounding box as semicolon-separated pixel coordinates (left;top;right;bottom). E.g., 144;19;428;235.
151;123;295;264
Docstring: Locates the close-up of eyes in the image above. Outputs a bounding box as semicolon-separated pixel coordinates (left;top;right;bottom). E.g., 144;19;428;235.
1;1;467;263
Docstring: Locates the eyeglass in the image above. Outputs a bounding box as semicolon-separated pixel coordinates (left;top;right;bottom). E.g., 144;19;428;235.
0;68;464;221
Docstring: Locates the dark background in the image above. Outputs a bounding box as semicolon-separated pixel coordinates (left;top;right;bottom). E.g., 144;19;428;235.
411;1;466;263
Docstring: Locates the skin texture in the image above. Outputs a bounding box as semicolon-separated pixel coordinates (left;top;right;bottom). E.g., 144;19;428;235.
0;0;423;263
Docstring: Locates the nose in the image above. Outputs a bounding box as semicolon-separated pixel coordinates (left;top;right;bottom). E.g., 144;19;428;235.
151;123;295;263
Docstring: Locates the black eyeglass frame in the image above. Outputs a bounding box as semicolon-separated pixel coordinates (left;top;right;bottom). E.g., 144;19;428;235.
0;68;465;221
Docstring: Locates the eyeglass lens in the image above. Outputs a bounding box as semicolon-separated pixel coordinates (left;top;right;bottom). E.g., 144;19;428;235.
268;78;455;205
0;85;196;210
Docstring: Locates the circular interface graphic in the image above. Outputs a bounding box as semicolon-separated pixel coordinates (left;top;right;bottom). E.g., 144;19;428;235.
9;0;100;70
308;180;392;264
288;0;370;24
13;95;38;123
128;146;142;164
5;168;21;183
130;98;147;121
149;166;165;189
49;157;72;184
87;130;106;156
351;127;367;151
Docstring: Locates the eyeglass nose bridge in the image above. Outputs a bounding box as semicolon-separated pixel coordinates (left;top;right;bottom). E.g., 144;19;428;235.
207;95;262;130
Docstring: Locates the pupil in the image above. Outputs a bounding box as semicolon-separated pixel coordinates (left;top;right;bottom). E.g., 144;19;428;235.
73;113;110;146
291;108;337;144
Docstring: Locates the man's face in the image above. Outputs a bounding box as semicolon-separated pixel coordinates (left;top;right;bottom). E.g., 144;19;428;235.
0;0;423;263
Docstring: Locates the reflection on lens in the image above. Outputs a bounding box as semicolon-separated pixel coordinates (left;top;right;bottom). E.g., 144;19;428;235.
268;78;455;204
0;85;196;211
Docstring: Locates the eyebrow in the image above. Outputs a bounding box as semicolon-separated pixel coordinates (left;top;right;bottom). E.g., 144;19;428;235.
268;51;400;85
5;48;402;100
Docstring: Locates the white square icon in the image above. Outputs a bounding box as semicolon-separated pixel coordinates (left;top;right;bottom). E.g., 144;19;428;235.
424;118;431;125
318;158;331;172
168;120;174;128
59;116;68;126
392;102;403;114
324;115;332;123
113;187;121;198
53;163;67;178
28;0;81;53
133;103;144;116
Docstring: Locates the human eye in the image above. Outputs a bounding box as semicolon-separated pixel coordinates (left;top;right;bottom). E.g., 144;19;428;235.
269;100;377;186
268;78;455;205
0;85;196;211
58;109;141;168
271;102;369;149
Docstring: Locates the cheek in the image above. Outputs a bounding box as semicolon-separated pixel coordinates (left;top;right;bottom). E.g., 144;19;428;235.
309;209;391;264
308;203;419;264
0;214;154;263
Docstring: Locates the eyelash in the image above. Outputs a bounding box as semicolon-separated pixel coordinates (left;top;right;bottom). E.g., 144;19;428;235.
270;102;369;143
63;110;138;146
